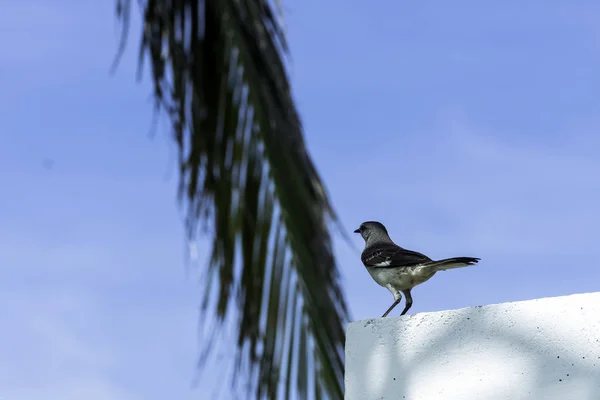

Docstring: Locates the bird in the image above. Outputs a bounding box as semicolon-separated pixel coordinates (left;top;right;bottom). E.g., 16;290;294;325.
354;221;480;318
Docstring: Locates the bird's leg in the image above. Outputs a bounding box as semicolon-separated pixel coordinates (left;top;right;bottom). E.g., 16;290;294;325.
400;289;413;316
381;290;402;318
382;299;400;317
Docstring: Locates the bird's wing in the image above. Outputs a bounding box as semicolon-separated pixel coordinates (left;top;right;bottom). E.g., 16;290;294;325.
361;243;432;268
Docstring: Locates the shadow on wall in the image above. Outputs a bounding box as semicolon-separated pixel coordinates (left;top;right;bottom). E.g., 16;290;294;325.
345;293;600;400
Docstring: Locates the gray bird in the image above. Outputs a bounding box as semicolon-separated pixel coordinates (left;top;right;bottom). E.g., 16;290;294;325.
354;221;480;317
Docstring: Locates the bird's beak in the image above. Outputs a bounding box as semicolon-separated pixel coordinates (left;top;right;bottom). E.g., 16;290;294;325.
353;228;360;234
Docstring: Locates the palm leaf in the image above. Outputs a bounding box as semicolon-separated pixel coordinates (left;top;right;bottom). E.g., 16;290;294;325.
113;0;351;398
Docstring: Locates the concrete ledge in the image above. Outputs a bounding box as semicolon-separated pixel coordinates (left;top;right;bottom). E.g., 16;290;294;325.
345;292;600;400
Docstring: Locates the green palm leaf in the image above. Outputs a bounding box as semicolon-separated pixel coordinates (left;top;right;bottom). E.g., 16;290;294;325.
113;0;351;398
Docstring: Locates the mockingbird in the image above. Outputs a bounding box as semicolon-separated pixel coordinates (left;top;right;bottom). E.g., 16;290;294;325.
354;221;480;317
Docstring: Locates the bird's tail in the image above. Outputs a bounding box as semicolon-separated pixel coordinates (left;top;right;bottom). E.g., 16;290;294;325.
422;257;480;272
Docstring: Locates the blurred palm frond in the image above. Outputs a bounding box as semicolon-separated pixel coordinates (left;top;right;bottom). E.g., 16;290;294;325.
114;0;350;398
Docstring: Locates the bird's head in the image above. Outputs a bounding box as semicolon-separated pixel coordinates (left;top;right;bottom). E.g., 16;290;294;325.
354;221;389;242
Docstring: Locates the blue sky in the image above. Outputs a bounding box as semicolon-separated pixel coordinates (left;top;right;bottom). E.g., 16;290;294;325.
2;0;600;398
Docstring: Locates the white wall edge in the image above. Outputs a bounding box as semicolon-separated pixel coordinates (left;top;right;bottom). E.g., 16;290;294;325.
345;292;600;400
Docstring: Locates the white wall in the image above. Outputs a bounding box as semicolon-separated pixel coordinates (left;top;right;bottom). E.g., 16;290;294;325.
345;292;600;400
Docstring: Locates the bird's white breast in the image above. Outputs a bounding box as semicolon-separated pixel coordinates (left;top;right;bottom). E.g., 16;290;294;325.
366;265;436;291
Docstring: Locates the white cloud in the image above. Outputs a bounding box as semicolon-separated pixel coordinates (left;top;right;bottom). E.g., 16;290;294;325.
0;288;132;399
0;281;202;400
345;114;600;257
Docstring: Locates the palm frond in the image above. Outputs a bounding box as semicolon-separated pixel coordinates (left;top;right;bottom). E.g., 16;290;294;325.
114;0;351;398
